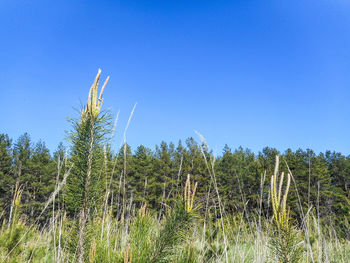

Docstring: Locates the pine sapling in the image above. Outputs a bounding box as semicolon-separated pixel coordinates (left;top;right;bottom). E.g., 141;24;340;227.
269;155;303;263
65;69;112;263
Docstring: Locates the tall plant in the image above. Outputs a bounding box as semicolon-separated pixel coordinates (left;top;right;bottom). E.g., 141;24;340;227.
65;69;112;263
270;155;303;263
149;174;198;263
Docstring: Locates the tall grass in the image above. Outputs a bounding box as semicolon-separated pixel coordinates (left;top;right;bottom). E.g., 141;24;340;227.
1;176;350;262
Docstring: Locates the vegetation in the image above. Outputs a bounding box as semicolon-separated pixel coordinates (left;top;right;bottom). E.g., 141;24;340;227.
0;70;350;262
269;155;302;263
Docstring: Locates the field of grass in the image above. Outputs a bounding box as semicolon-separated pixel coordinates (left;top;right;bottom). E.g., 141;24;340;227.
1;189;350;263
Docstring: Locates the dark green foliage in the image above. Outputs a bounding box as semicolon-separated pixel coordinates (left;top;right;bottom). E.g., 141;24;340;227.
0;134;14;215
149;201;197;263
27;141;56;220
130;146;155;208
269;222;304;263
128;205;154;263
0;222;27;261
217;146;260;213
65;112;112;216
183;138;209;202
64;109;112;263
13;133;32;213
0;133;56;224
203;218;225;261
0;131;350;238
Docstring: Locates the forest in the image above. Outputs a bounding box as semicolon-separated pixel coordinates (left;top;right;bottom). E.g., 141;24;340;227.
1;134;350;232
1;71;350;262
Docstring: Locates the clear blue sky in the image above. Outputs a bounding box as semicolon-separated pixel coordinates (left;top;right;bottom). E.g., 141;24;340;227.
1;0;350;155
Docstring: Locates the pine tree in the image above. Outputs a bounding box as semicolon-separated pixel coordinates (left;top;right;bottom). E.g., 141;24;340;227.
152;141;172;211
0;134;14;216
27;141;55;221
185;138;208;204
64;69;112;262
13;133;33;218
217;146;260;214
325;151;350;236
117;142;134;218
131;145;154;207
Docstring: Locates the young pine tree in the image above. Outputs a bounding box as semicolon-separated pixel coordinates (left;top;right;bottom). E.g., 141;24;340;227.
65;69;112;263
270;155;303;263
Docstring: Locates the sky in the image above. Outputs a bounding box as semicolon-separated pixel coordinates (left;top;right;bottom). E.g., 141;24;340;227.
1;0;350;155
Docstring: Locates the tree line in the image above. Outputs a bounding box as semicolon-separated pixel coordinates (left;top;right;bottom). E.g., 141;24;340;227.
0;132;349;237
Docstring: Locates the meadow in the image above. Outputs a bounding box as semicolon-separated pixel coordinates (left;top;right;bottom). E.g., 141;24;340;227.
1;71;350;263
